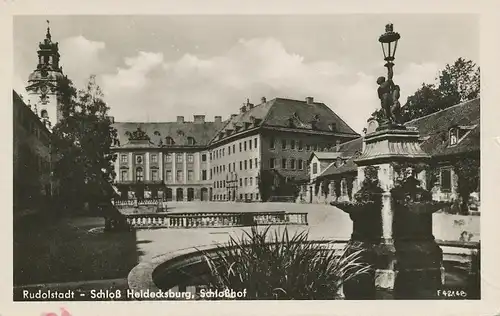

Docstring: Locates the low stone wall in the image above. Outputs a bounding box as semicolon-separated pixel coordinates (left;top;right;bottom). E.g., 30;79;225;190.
433;213;480;242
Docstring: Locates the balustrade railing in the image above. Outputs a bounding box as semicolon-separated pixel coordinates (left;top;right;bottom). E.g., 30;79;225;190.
124;211;308;229
113;198;166;208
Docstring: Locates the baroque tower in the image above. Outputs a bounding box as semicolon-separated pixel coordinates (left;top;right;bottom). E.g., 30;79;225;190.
25;21;65;130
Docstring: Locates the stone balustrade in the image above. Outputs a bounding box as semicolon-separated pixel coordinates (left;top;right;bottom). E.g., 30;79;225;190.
113;198;165;208
125;211;308;229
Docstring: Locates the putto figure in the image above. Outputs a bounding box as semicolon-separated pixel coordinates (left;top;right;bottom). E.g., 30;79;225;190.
376;66;401;124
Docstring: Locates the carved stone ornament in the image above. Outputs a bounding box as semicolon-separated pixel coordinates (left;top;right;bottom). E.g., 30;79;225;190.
125;127;151;141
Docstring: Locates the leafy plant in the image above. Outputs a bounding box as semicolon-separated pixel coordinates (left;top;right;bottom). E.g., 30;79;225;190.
352;166;383;206
454;156;480;215
391;162;433;205
201;226;371;300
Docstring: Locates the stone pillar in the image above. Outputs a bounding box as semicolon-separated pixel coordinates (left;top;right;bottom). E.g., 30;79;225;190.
145;152;150;181
128;152;133;181
159;152;163;182
172;153;176;184
183;153;187;184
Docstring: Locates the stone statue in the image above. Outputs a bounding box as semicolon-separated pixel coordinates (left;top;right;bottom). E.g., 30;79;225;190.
376;65;402;125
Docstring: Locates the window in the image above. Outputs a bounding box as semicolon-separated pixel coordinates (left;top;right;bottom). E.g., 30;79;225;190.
202;170;207;180
228;146;231;155
249;140;252;150
244;178;248;186
440;168;452;192
298;141;303;151
250;159;253;169
240;161;243;170
244;141;247;151
136;167;144;182
202;154;207;162
239;142;242;152
210;152;212;160
229;163;231;172
298;159;303;170
166;170;172;182
233;162;236;171
249;177;253;186
187;154;194;163
165;137;174;145
187;137;195;145
244;160;248;170
188;170;194;181
135;155;143;164
449;128;459;146
254;138;258;148
121;155;128;163
256;193;259;200
270;158;276;169
210;170;212;179
176;170;183;182
151;154;157;163
281;158;287;169
223;165;226;172
239;178;243;187
120;170;128;181
233;144;236;153
176;154;183;163
270;137;275;149
282;139;287;150
223;148;225;156
290;159;296;170
291;141;296;150
312;163;318;174
223;180;226;188
306;144;311;151
255;158;258;168
151;169;158;181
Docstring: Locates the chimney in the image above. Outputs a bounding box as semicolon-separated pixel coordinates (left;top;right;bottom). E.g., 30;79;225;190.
177;116;184;123
261;97;267;104
214;116;222;123
335;140;341;152
246;98;254;109
240;104;247;113
193;115;205;124
306;96;314;105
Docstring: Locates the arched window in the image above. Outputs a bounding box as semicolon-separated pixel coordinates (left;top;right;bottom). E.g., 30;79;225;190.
165;137;175;145
187;137;196;145
136;167;143;182
449;128;458;146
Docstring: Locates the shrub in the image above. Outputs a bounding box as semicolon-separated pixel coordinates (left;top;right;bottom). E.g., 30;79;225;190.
201;226;371;300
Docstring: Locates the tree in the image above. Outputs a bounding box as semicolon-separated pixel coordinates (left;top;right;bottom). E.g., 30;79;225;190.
454;155;480;215
52;75;118;212
371;58;480;123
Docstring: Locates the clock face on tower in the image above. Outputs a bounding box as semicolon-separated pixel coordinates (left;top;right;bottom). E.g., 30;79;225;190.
40;85;48;93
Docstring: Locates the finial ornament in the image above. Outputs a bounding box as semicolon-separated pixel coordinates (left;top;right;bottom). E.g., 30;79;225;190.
385;23;393;32
46;20;51;41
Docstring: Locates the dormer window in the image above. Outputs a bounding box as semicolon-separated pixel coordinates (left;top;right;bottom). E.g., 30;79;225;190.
328;123;337;132
449;128;459;146
187;137;196;145
165;137;175;146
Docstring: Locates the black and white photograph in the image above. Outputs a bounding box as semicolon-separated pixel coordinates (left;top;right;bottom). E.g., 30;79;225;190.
12;13;484;305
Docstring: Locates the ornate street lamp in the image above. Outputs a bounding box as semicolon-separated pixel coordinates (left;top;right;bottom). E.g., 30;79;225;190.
376;23;403;127
378;23;401;68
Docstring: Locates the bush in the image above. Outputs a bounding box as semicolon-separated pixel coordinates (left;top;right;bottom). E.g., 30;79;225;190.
201;226;371;299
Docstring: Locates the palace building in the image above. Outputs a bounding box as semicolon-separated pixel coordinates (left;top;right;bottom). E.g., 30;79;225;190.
112;97;360;202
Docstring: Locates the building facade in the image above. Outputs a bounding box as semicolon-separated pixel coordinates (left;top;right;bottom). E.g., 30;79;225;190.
112;97;360;201
13;91;56;217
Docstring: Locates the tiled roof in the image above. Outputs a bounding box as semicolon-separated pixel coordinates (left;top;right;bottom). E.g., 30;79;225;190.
262;98;358;134
113;121;225;148
317;98;480;179
404;98;480;157
312;152;343;160
211;97;359;144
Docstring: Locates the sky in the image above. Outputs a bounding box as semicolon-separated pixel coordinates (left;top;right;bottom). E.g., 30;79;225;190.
13;15;479;133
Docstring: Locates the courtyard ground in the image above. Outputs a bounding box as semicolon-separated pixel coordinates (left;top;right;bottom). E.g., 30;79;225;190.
13;202;480;300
